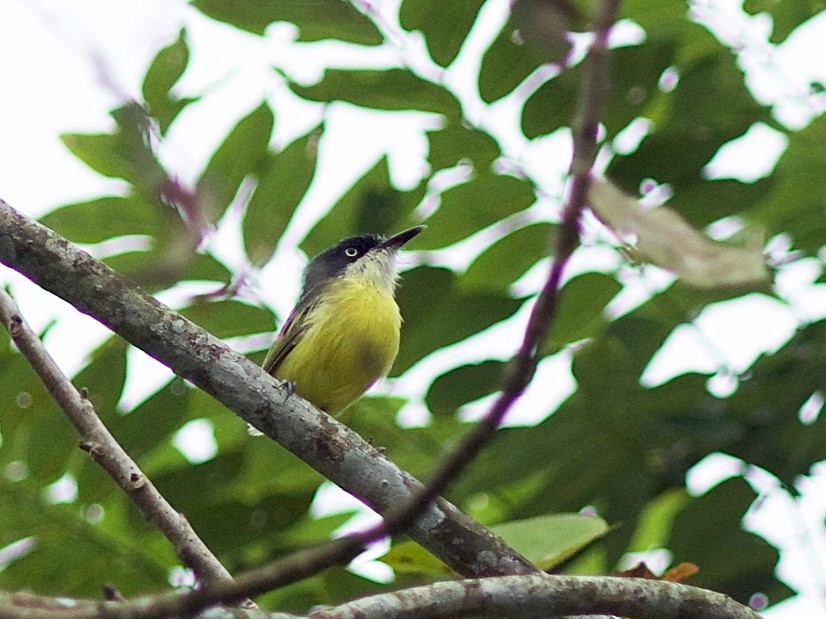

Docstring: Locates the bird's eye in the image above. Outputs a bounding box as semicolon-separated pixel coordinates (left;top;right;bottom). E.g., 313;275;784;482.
344;247;358;258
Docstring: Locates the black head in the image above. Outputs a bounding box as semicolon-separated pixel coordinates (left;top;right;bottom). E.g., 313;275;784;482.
301;233;385;298
299;226;425;302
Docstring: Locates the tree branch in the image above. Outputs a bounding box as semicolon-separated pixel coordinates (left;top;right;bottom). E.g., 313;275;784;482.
0;198;535;612
0;575;762;619
0;288;247;599
310;575;762;619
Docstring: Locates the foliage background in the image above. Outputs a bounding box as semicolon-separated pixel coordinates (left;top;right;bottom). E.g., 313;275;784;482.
1;0;826;616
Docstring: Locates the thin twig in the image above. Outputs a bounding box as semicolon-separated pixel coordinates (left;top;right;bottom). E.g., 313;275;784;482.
0;288;250;606
368;0;623;539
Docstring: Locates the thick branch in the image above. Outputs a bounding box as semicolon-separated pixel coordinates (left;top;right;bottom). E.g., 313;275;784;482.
0;289;244;596
311;575;762;619
0;199;535;608
0;575;761;619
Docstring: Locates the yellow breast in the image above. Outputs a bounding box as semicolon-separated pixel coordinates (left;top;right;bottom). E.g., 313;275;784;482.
273;276;401;414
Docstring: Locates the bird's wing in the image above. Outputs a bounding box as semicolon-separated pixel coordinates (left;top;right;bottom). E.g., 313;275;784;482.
261;295;319;375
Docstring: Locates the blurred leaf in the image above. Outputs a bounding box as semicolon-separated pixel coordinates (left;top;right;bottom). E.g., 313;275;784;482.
0;351;70;484
673;178;774;228
723;318;826;486
142;29;196;133
192;0;382;44
383;539;453;576
493;513;609;570
259;566;391;612
628;488;691;552
62;103;168;200
39;196;164;244
418;172;536;249
196;102;274;225
290;69;462;119
385;513;608;575
426;361;504;416
603;41;676;137
399;0;483;66
619;0;689;31
23;340;126;484
142;28;188;105
110;380;190;460
668;478;792;604
426;121;501;172
521;67;577;139
301;156;426;257
0;478;171;596
149;449;315;563
179;252;233;284
461;223;556;293
743;0;824;43
749;115;826;255
345;397;471;481
540;273;621;356
609;31;771;193
394;266;523;374
478;10;572;103
180;299;275;339
244;129;320;266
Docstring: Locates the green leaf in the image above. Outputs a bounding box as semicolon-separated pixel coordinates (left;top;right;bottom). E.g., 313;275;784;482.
492;513;609;570
749;115;826;255
382;539;453;575
0;354;72;484
23;340;127;485
196;102;274;225
385;513;608;575
0;477;171;596
609;32;771;193
244;130;320;266
142;29;195;133
461;223;556;293
192;0;382;44
394;266;523;374
673;178;774;228
722;318;826;486
521;67;577;139
301;156;426;258
180;299;275;339
399;1;483;67
39;196;164;244
419;172;536;249
540;273;623;356
669;478;792;604
426;361;504;416
290;69;462;119
524;39;676;139
179;252;233;284
743;0;824;43
142;29;188;105
628;488;691;551
478;11;571;103
61;103;168;199
426;121;501;172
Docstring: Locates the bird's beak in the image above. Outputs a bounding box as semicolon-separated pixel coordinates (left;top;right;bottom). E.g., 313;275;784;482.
378;226;425;252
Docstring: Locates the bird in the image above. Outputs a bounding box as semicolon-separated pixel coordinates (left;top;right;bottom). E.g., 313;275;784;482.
261;226;424;416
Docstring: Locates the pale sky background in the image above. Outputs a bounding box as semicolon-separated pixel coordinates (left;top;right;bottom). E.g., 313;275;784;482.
1;0;826;616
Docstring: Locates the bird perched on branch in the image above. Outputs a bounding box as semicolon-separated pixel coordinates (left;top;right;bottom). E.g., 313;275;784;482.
262;226;424;415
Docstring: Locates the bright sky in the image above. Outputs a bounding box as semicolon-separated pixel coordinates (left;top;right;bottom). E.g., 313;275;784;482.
1;0;826;616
